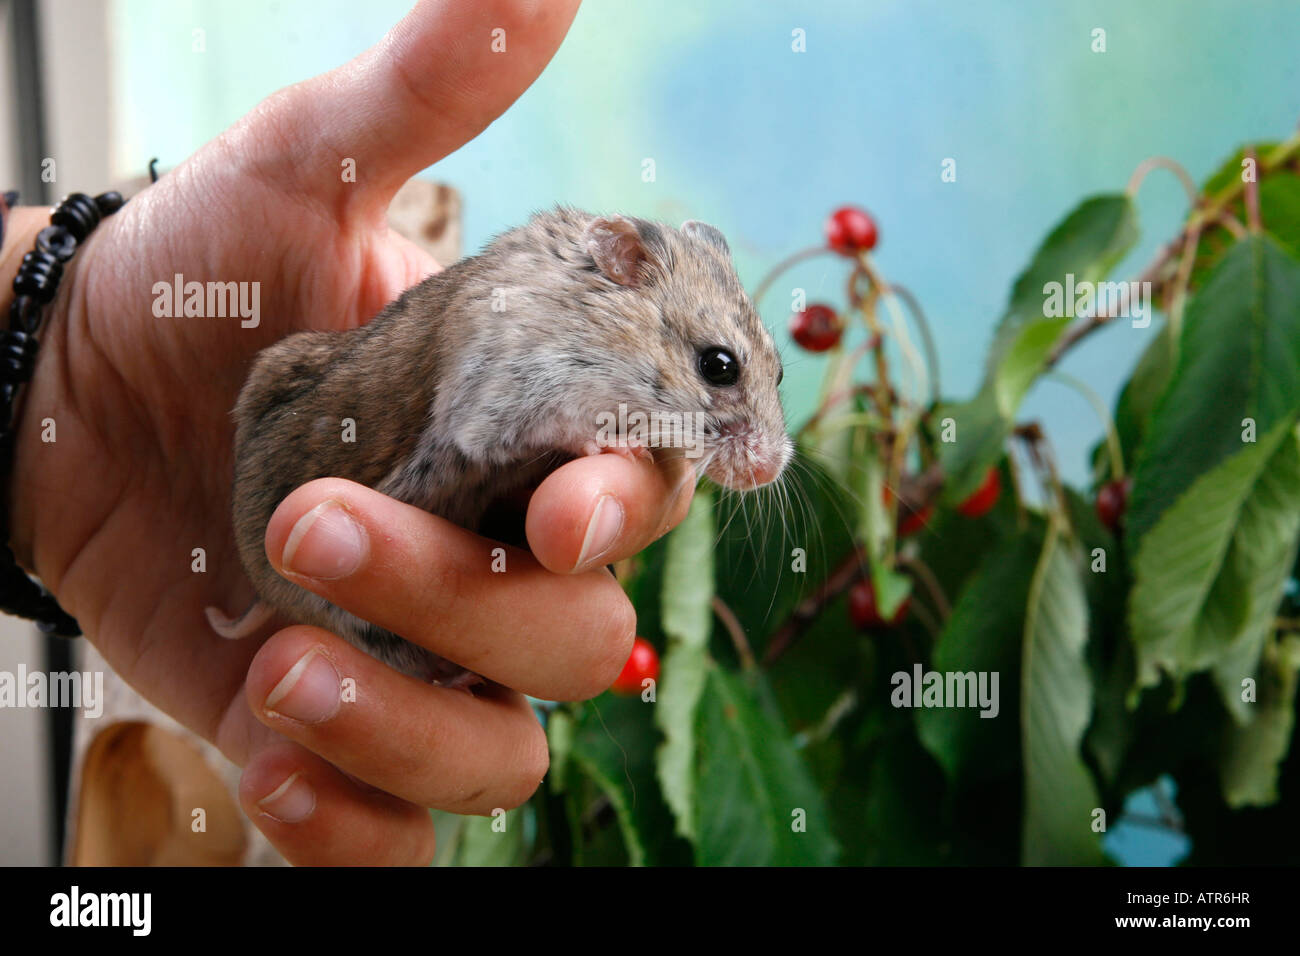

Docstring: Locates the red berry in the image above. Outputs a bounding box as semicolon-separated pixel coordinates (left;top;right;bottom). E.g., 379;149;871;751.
958;467;1001;518
610;637;660;696
848;579;910;629
1096;477;1132;531
882;485;933;536
825;206;879;256
790;303;842;352
899;505;933;536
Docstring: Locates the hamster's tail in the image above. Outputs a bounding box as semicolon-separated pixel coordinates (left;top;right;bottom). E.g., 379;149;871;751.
205;599;276;640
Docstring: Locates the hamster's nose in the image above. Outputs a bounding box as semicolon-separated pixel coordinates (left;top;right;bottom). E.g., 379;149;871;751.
747;455;783;487
713;422;788;490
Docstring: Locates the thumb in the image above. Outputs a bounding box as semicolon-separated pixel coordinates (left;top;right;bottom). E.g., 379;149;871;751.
229;0;581;221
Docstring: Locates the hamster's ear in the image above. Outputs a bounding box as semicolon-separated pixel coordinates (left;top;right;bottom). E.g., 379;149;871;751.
681;220;730;257
584;216;651;287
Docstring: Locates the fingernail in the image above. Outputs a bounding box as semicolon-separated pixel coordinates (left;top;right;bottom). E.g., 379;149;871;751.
575;494;624;570
264;648;341;723
257;772;316;824
281;500;366;579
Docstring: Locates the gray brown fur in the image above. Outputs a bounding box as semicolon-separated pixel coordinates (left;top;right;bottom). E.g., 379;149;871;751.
230;207;791;681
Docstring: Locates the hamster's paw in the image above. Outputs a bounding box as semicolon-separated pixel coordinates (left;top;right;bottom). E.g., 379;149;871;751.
581;438;654;464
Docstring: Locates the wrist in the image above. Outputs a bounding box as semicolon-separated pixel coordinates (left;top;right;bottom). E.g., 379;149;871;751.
1;204;90;580
0;207;54;314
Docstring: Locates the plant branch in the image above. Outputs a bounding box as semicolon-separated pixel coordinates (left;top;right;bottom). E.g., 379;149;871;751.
752;245;837;307
1245;146;1263;233
762;545;866;666
896;552;952;621
1045;131;1300;368
1126;155;1199;206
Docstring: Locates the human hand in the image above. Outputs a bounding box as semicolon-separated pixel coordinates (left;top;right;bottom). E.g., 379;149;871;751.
0;0;695;865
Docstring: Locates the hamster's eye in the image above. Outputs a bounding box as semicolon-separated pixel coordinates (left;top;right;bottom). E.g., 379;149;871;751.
777;363;784;386
698;347;740;387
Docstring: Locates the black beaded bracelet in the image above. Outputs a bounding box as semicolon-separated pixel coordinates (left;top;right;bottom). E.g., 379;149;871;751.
0;190;125;637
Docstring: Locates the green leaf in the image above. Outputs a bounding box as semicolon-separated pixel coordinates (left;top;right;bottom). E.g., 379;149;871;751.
546;707;575;793
940;195;1139;501
987;195;1140;377
917;532;1041;786
428;809;468;866
1192;144;1300;289
994;315;1073;419
849;433;910;618
1127;235;1300;545
694;667;839;865
1129;423;1300;693
714;443;856;650
653;491;716;844
455;808;529;866
1219;634;1300;807
1201;143;1280;196
936;388;1009;503
1110;323;1175;482
1209;429;1300;720
569;695;685;866
1021;518;1107;865
853;716;960;865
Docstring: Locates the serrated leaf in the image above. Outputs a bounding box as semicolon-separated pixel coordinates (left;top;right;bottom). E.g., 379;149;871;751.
1129;422;1300;693
653;491;715;843
694;667;839;865
1127;235;1300;545
1219;633;1300;808
1021;518;1107;865
1209;428;1300;720
917;532;1040;786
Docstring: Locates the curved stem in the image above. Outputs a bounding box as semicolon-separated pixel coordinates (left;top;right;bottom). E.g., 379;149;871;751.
1047;130;1300;369
1046;371;1125;480
1244;147;1263;233
1165;218;1204;358
889;283;942;404
809;410;892;438
1015;423;1072;532
712;595;756;671
896;552;952;621
751;245;836;308
1215;210;1248;239
1126;155;1199;207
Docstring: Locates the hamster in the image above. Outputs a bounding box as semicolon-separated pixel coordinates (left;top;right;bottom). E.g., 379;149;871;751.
210;207;792;685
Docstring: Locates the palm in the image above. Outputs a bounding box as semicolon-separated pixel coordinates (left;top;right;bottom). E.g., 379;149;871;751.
49;135;438;742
